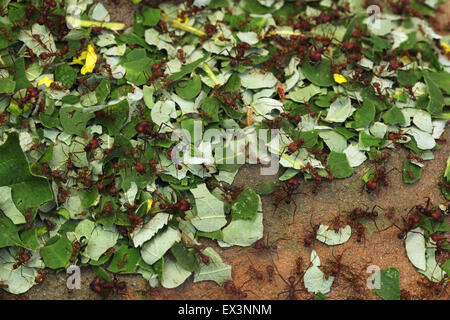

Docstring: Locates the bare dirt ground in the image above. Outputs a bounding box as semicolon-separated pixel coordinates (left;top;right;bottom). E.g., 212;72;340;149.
1;1;449;301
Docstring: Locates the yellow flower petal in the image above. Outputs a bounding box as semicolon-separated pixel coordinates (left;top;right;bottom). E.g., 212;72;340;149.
70;50;87;65
37;76;54;88
442;42;450;54
146;199;153;214
333;73;347;84
80;44;97;75
247;107;253;126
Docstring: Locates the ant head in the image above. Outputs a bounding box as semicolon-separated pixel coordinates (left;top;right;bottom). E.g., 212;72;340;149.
288;276;296;284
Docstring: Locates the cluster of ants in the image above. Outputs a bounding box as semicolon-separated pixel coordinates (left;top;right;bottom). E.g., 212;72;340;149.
221;191;448;300
90;276;127;297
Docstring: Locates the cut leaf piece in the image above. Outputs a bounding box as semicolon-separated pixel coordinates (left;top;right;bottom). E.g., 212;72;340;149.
326;151;353;179
231;187;259;220
405;227;426;270
374;268;401;300
141;227;181;265
316;225;351;246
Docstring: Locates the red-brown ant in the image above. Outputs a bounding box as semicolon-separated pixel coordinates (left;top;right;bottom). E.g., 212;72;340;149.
246;255;263;281
365;166;397;192
13;249;31;270
223;280;257;298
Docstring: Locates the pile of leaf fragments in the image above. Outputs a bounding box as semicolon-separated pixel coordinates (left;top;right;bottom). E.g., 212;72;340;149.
0;0;449;299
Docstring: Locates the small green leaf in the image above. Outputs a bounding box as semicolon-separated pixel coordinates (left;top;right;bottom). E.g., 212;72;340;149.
301;59;334;87
383;107;405;125
175;76;202;100
231;187;259;220
142;8;161;26
40;236;73;269
402;161;422;184
374;268;401;300
326;152;353;179
256;182;280;195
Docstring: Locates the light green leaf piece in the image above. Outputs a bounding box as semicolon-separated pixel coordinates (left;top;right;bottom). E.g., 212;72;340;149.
0;186;26;224
190;183;226;232
150;100;177;129
286;84;322;103
304;266;334;294
63;189;97;219
343;144;367;167
0;248;44;294
194;247;232;285
316;224;352;245
405;227;426;270
326;151;353;179
252;97;284;117
374;268;400;300
85;225;119;261
132;213;170;248
231;187;259;220
222;212;263;246
143;86;155;109
325;97;355;123
412;110;432;133
161;256;192;289
407;127;436;150
419;245;447;282
240;70;278;89
141;227;181;265
319;131;347;152
74;219;96;242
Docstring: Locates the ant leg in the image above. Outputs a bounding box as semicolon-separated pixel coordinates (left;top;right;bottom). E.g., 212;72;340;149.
269;254;289;286
277;290;289;299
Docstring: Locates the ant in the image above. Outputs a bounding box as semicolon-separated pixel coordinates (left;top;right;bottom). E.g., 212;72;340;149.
324;249;349;278
223;280;257;298
0;112;7;126
407;153;424;163
84;137;101;152
387;129;409;142
24;209;32;230
355;223;367;244
271;256;308;300
252;233;288;259
415;197;444;222
177;48;186;64
266;265;275;282
246;255;264;281
90;276;127;296
35;270;49;284
404;84;416;101
31;34;49;51
348;205;384;231
379;207;422;240
13;249;31;270
304;215;320;246
365;165;397;192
